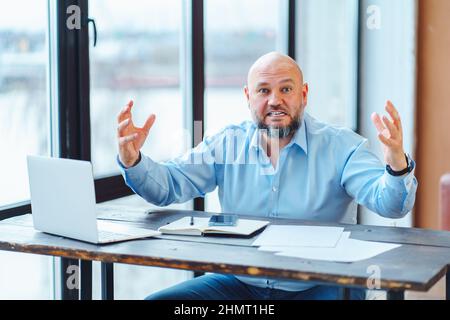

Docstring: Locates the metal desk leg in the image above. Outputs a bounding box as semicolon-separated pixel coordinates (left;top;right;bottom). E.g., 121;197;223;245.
101;262;114;300
446;268;450;300
193;271;204;278
61;258;79;300
386;290;405;300
341;287;351;300
80;260;92;300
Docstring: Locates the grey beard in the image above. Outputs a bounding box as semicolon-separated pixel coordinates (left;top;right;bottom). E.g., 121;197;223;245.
257;116;301;139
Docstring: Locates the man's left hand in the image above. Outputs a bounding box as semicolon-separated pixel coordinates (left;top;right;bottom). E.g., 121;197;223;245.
371;100;407;171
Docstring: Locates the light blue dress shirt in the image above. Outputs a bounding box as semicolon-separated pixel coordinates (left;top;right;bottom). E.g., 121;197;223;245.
119;112;417;291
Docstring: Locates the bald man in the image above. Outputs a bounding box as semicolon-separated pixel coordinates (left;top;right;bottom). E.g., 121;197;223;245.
116;52;417;300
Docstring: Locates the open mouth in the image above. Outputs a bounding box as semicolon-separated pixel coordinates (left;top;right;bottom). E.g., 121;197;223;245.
267;111;288;118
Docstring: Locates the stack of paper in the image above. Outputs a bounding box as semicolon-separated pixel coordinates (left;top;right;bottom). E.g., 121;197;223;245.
252;225;345;248
253;226;401;263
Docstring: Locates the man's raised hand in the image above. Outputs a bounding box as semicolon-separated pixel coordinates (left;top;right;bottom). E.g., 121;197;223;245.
117;100;156;168
371;100;407;171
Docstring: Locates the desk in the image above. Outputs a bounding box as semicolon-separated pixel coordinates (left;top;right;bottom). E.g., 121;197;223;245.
1;209;450;300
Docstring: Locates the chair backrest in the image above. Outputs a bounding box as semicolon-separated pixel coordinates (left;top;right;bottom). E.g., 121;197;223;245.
439;173;450;231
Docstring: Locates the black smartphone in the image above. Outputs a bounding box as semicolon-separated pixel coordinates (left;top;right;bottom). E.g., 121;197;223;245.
208;214;239;226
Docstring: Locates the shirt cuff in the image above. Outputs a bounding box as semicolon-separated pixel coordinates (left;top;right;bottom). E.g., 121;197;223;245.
117;153;155;180
384;159;417;191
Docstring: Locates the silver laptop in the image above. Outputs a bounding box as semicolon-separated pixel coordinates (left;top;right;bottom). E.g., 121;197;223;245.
27;155;161;244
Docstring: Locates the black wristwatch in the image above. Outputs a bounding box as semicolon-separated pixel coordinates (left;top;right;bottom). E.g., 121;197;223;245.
386;153;414;176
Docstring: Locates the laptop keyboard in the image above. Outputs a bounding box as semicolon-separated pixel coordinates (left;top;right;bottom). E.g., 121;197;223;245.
98;230;132;241
96;220;161;243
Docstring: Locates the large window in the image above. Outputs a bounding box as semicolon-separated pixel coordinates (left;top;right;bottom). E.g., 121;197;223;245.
89;1;187;177
204;0;284;212
0;0;53;299
296;0;359;129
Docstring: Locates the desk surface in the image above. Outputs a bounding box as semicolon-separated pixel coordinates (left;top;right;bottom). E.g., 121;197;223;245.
1;209;450;292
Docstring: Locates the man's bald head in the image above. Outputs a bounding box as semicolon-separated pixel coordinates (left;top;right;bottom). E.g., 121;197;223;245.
247;52;303;88
244;52;309;141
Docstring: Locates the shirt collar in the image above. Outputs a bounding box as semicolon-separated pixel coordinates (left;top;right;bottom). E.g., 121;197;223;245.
249;117;308;154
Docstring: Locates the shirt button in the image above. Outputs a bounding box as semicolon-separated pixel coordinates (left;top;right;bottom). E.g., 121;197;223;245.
272;186;277;192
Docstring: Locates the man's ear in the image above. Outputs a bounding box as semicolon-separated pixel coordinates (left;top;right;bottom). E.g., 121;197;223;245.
244;85;250;104
302;83;309;107
244;86;250;108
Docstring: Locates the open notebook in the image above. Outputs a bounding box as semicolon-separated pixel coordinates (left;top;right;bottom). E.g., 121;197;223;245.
158;216;270;236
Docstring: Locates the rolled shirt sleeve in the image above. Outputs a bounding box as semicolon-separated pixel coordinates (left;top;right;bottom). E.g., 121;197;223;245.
340;136;418;219
117;134;222;206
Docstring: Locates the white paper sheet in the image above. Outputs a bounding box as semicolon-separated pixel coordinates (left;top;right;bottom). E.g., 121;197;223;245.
269;232;401;263
258;232;351;252
252;225;345;248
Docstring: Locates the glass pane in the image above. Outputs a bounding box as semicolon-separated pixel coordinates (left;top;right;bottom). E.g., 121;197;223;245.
204;0;283;134
296;0;358;129
90;261;193;300
204;0;283;212
89;1;185;177
0;0;49;206
0;0;53;300
0;252;53;299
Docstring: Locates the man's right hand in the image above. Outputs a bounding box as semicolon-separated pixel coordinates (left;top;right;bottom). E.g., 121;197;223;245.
117;100;156;168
